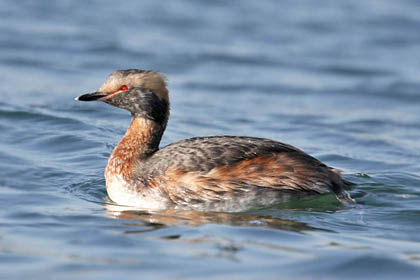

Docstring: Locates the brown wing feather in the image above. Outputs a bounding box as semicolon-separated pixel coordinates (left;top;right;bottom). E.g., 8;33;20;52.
141;154;344;209
130;136;351;209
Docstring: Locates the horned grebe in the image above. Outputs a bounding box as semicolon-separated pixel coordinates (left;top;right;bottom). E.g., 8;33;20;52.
76;69;353;212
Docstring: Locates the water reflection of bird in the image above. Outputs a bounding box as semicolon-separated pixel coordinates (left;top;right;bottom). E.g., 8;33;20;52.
105;204;319;232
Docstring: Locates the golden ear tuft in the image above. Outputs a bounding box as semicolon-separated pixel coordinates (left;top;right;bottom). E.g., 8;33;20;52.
141;72;169;102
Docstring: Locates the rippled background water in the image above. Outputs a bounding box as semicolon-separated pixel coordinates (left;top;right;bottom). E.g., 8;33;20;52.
1;0;420;279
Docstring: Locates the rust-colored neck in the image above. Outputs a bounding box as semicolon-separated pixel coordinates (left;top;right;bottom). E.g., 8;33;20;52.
105;117;164;180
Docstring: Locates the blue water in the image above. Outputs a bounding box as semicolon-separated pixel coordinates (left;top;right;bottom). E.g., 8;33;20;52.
1;0;420;279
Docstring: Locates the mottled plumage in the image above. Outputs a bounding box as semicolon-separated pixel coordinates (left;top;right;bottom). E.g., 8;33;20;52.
76;69;353;212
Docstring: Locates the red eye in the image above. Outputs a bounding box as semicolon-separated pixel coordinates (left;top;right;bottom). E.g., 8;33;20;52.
119;85;128;91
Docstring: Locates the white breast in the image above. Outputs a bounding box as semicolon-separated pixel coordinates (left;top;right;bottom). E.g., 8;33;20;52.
105;173;169;209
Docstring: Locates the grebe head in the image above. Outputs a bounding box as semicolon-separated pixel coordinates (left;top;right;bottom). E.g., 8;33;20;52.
76;69;169;124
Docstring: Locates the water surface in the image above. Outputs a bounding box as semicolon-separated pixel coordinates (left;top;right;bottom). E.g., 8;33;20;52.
1;1;420;279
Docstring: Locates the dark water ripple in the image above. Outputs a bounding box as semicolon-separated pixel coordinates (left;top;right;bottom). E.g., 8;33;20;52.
1;0;420;279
